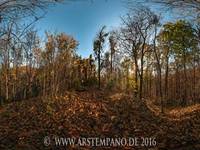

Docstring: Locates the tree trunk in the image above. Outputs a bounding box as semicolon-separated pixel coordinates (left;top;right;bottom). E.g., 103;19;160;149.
164;54;169;101
133;51;138;99
153;25;163;113
98;48;101;89
139;47;144;101
192;56;196;103
182;51;187;106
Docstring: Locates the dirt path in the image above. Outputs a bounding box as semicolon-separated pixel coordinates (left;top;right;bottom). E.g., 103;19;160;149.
0;91;200;149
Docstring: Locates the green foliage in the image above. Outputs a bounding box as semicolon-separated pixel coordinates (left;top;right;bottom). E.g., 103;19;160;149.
106;79;116;90
93;26;109;57
161;20;197;62
73;78;82;90
93;26;109;88
83;77;98;87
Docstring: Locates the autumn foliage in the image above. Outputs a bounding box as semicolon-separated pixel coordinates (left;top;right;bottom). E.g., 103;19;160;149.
0;0;200;149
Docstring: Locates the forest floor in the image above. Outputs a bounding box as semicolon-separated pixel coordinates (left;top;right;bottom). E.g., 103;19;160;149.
0;90;200;150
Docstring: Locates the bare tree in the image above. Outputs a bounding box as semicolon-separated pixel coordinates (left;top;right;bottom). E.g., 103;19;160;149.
151;14;164;112
150;0;200;12
0;0;61;20
93;26;109;89
119;7;155;101
109;32;117;76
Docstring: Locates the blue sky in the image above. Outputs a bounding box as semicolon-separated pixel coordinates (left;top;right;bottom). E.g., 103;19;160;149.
36;0;176;58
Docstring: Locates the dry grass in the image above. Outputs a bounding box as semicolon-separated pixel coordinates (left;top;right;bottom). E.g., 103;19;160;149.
167;104;200;117
146;100;200;121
